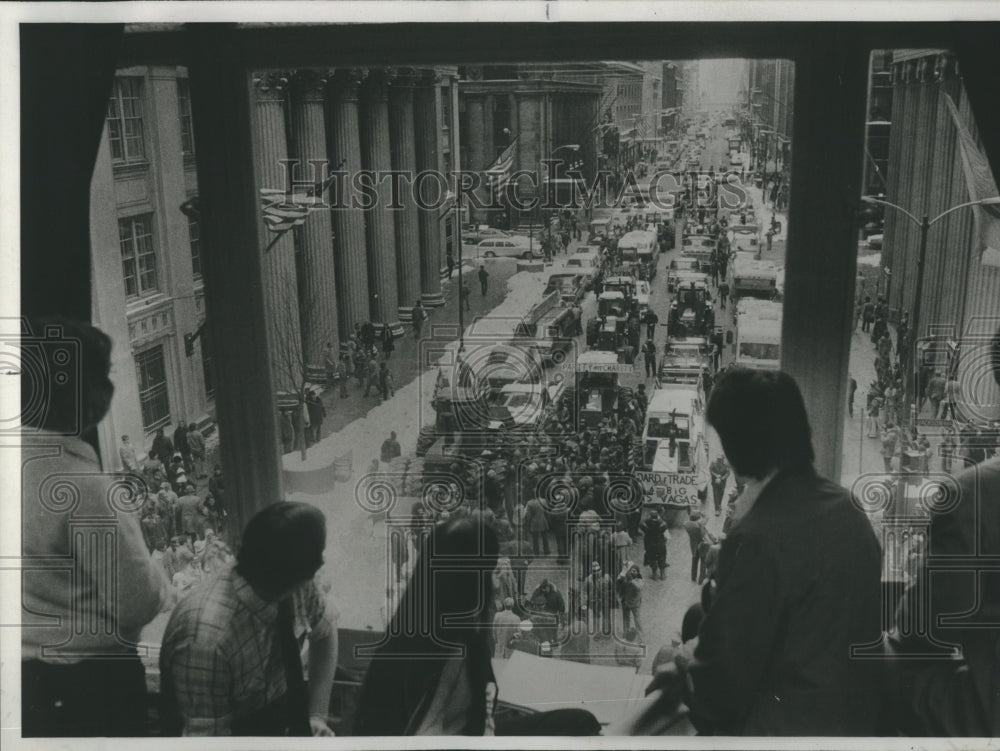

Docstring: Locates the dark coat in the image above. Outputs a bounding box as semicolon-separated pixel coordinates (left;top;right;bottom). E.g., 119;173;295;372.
686;467;883;736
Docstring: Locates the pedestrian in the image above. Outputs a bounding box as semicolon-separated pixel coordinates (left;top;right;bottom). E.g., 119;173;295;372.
177;483;206;544
639;510;669;580
208;465;226;518
380;431;401;464
187;422;206;479
941;374;960;420
378;362;395;402
881;421;900;473
527;579;566;644
642;338;657;379
643;308;659;340
861;296;874;333
412;299;426;339
478;264;489;296
848;375;858;419
381;325;395;360
925;371;946;418
446;249;455;279
718;280;730;310
151;426;174;471
709;455;731;516
940;428;957;473
647;367;884;735
460;282;471;311
363;358;379;398
492;597;521;659
612;521;632;572
337;355;349;398
280;409;294;454
174;422;192;474
305;390;325;445
119;434;139;473
683;510;715;583
160;502;338;736
523;495;550;556
324;341;337;387
583;560;613;639
615;561;644;634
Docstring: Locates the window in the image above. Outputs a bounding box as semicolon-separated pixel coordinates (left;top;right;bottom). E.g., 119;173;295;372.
106;77;146;164
177;78;195;156
135;345;170;429
119;214;158;298
188;214;201;280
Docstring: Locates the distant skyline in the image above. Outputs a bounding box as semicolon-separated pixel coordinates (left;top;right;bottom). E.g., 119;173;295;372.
698;58;747;108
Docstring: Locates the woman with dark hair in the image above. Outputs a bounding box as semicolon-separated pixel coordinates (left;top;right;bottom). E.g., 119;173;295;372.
647;368;884;736
355;515;599;736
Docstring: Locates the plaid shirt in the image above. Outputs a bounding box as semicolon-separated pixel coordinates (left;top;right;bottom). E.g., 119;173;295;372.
159;564;332;735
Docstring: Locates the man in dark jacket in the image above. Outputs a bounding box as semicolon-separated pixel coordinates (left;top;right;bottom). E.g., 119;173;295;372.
639;510;669;580
649;368;884;735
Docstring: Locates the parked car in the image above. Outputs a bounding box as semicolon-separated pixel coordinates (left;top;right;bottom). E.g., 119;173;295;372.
475;236;539;259
462;226;512;245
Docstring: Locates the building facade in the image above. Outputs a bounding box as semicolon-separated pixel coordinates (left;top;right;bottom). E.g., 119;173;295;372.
747;59;795;171
881;49;1000;421
91;66;460;465
458;66;603;224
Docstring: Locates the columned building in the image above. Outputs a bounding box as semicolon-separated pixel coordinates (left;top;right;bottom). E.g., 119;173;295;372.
458;70;602;225
91;65;459;465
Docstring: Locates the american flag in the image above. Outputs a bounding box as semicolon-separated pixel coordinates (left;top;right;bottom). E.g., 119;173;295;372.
259;187;315;233
485;136;518;197
259;162;345;235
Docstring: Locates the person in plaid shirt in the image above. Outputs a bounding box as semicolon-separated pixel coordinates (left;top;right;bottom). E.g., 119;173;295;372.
160;502;338;736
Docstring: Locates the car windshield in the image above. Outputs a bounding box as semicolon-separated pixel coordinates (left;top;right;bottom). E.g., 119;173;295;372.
740;342;781;360
647;415;690;439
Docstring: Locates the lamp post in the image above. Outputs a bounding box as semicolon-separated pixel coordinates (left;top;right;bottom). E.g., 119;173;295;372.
861;194;1000;427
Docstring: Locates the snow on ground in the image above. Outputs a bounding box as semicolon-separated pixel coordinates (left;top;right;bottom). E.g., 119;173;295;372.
857;252;882;267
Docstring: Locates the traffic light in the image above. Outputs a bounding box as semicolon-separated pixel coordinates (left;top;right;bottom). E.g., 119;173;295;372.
184;333;195;357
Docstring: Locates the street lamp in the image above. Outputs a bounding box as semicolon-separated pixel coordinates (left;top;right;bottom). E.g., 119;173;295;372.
861;194;1000;426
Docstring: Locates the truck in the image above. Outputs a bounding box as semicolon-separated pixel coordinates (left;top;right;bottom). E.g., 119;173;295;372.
734;298;782;370
486;380;566;433
618;229;659;278
681;234;716;274
732;252;779;299
667;277;715;338
572;350;634;428
635;384;710;518
659;336;714;384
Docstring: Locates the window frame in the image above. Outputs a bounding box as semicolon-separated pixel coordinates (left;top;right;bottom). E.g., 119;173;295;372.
176;76;196;157
106;76;147;165
118;212;158;299
134;343;171;431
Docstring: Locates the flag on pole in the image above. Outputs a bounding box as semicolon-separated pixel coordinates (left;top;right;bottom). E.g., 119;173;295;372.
485;136;518;197
942;92;1000;267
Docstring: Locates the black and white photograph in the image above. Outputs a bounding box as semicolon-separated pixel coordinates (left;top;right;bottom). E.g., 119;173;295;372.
4;3;1000;747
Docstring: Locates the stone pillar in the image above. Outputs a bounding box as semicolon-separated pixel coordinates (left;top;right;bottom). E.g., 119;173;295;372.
326;69;370;339
388;69;423;323
251;71;302;393
360;70;403;336
465;95;488;224
414;70;445;307
289;70;340;366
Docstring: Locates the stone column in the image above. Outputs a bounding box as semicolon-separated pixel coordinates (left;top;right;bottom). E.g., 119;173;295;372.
251;71;302;394
388;69;423;323
360;69;403;336
414;70;445;307
326;69;370;339
289;70;340;366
